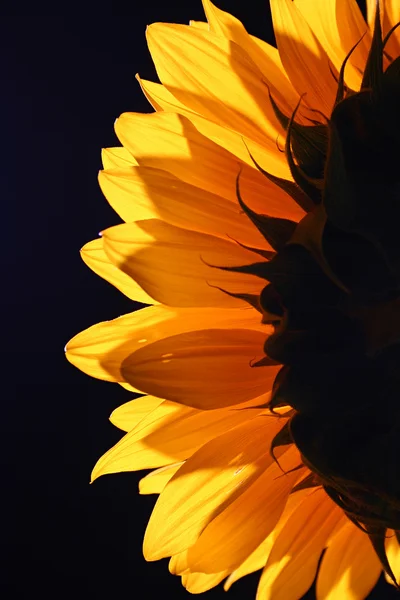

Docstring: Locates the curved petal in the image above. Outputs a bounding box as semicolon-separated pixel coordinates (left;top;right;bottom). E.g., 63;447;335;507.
65;304;269;384
181;570;229;594
138;463;183;495
294;0;369;90
186;446;303;573
189;20;209;30
386;533;400;586
143;414;287;560
169;550;190;575
115;111;299;218
80;238;156;304
91;400;264;478
101;146;137;169
130;88;292;181
256;489;343;600
270;0;338;114
110;395;164;432
102;219;265;307
99;166;270;249
121;327;279;409
224;486;313;590
201;0;298;112
383;1;400;58
366;0;376;28
316;521;381;600
146;23;283;144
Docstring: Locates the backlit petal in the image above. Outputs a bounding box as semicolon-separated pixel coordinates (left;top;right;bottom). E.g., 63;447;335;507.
131;87;292;181
66;304;268;384
383;1;400;58
99;166;270;249
257;489;343;600
138;463;183;495
102;219;265;307
101;146;137;169
202;0;298;113
294;0;369;89
143;415;287;560
91;400;264;478
115;111;299;218
146;23;283;144
80;238;155;304
121;327;279;409
270;0;338;114
386;533;400;586
316;521;381;600
181;570;229;594
187;446;303;573
110;395;163;432
224;486;313;590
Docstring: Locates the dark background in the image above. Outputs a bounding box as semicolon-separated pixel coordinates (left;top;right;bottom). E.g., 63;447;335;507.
2;1;398;598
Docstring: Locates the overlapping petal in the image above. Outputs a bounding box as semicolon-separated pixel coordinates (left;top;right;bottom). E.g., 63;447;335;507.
146;23;283;145
66;305;271;385
91;400;265;478
138;463;183;495
224;487;313;590
386;533;400;586
143;414;288;560
110;395;163;432
121;328;279;409
256;489;343;600
185;445;304;573
101;219;266;308
201;0;298;114
99;165;271;248
269;0;339;114
131;85;294;182
80;238;156;304
293;0;369;89
114;110;297;210
316;521;381;599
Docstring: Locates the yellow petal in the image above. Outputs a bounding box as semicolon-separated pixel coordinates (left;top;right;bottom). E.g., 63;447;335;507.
146;23;282;144
366;0;376;28
115;111;299;218
138;463;183;495
189;20;209;30
257;489;343;600
294;0;369;90
143;414;287;560
99;166;270;249
386;532;400;586
224;485;313;590
101;147;137;169
80;238;155;304
91;401;264;479
65;304;269;384
169;551;190;575
121;327;279;409
316;521;381;600
110;395;163;432
270;0;338;114
201;0;298;113
102;219;265;308
186;445;304;573
181;570;228;594
382;1;400;58
130;88;291;181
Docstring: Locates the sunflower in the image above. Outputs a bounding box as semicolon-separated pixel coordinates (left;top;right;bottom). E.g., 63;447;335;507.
66;0;400;598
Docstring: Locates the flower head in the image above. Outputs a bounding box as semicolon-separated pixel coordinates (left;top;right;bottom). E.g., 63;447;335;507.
66;1;400;597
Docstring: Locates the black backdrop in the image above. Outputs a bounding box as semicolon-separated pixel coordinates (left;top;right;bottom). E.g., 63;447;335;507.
3;1;398;598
